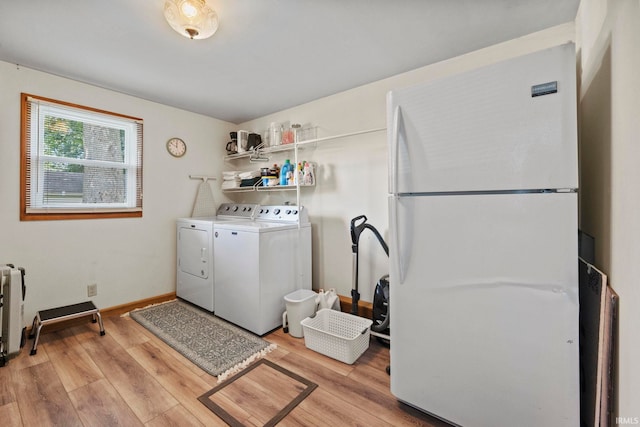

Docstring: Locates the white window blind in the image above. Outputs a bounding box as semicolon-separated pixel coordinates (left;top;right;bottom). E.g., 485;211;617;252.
22;94;143;219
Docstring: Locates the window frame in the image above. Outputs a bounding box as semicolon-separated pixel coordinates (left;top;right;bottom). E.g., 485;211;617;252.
20;93;143;221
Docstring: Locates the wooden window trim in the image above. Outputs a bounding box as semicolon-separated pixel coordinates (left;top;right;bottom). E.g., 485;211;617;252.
20;93;143;221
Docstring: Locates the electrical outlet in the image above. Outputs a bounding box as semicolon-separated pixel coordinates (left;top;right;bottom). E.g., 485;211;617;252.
87;283;98;297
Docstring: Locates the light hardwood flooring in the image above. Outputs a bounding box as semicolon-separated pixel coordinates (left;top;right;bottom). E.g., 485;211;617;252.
0;312;448;426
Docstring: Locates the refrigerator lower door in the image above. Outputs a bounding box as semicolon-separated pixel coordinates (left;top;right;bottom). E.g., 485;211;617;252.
389;192;579;427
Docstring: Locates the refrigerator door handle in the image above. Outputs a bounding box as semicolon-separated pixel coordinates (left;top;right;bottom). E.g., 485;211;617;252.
389;196;405;285
389;105;401;195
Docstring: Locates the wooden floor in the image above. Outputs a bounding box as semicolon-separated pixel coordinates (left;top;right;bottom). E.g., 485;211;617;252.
0;313;448;426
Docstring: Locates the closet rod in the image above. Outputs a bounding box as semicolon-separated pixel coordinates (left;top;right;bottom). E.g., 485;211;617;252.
295;127;386;147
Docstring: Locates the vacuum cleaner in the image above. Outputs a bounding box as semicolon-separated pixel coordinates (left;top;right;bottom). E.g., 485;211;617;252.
350;215;390;342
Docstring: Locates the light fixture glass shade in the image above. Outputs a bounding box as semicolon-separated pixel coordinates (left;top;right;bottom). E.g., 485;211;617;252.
164;0;219;40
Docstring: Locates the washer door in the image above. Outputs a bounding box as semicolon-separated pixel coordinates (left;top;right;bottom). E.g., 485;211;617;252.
178;226;209;279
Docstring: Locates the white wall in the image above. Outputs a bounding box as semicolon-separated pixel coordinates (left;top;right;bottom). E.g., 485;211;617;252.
0;61;235;322
236;23;576;303
577;0;640;419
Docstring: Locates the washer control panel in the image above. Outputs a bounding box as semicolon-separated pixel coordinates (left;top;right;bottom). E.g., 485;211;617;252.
216;203;259;219
256;205;309;223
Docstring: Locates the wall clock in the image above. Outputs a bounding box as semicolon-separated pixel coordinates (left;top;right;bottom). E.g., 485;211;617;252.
166;137;187;157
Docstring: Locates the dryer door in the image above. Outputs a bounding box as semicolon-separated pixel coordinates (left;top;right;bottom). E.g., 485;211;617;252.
178;226;210;279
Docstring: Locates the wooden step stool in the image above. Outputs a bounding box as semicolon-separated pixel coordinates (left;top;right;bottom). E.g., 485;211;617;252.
29;301;105;355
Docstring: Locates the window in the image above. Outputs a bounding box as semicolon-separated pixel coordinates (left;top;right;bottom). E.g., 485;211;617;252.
21;93;143;220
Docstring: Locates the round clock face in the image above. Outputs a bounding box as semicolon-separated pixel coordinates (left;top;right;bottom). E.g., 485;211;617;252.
166;137;186;157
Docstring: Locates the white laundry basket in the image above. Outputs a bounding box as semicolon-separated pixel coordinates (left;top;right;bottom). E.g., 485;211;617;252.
283;289;317;338
300;309;373;364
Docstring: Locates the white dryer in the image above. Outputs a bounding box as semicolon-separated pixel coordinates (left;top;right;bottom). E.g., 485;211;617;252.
214;206;312;335
176;203;258;312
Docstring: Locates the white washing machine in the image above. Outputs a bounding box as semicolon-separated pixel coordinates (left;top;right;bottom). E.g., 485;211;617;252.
176;203;258;311
213;205;312;335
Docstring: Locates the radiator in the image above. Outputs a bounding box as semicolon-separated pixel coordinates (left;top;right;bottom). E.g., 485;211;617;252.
1;264;26;365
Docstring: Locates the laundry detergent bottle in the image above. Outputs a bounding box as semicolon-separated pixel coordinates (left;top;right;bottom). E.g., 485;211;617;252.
280;159;291;186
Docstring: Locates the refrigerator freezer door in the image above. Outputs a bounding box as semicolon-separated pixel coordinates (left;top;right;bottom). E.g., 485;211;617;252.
388;43;577;194
389;193;579;426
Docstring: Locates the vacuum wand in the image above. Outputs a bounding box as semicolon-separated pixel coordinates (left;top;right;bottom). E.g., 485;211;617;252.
351;251;360;315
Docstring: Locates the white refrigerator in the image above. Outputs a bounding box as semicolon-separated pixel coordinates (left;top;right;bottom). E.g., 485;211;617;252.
388;43;579;426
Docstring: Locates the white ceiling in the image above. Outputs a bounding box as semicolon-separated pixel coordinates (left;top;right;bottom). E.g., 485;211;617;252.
0;0;579;124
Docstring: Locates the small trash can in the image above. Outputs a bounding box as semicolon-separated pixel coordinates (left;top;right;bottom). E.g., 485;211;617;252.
283;289;317;338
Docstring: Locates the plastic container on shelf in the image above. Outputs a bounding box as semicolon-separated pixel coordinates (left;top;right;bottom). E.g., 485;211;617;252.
280;159;291;186
269;122;281;146
282;127;295;144
294;162;303;185
263;175;278;186
303;161;315;185
291;123;302;143
297;126;317;143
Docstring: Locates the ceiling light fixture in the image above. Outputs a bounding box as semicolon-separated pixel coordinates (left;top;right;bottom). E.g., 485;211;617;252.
164;0;219;40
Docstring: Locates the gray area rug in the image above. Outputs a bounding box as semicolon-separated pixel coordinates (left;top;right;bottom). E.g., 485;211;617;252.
129;300;276;381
